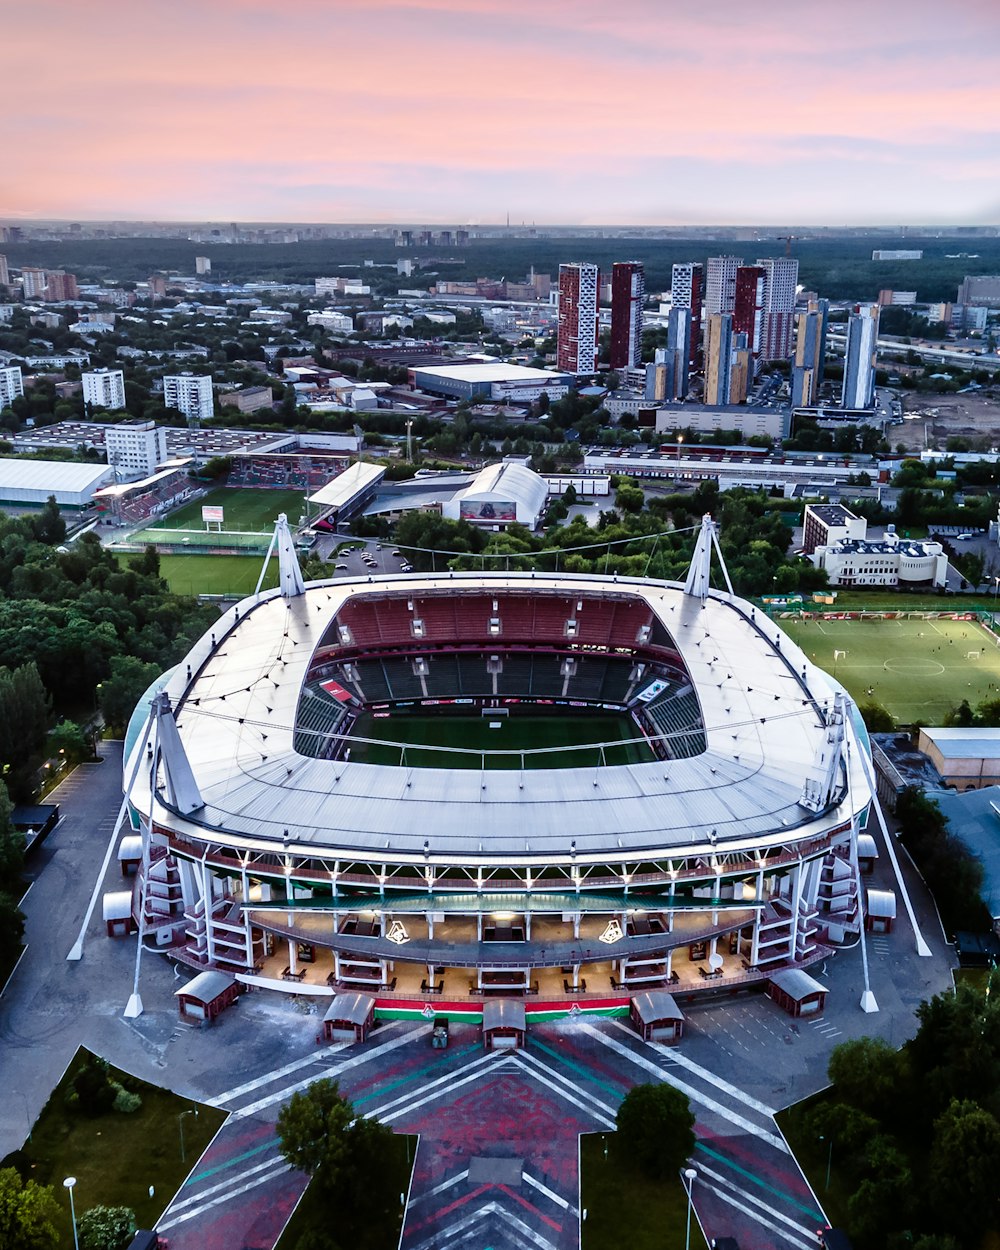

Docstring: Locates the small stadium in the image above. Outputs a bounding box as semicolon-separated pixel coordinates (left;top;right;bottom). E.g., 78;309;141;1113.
123;487;308;554
778;611;1000;723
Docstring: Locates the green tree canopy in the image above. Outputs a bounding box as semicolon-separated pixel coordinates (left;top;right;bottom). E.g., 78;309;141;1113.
78;1205;136;1250
0;1168;61;1250
613;1082;695;1179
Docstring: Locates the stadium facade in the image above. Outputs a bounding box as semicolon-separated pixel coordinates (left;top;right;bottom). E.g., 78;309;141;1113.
122;518;876;1021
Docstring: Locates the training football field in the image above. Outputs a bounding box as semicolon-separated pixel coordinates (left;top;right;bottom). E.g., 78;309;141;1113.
348;712;654;769
779;615;1000;723
155;487;308;532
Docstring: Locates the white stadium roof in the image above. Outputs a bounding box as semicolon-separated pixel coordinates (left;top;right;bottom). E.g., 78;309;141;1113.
128;571;871;870
308;461;385;509
450;461;547;517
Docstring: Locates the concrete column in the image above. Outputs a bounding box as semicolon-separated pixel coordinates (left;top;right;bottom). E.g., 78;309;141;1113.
288;937;298;976
199;860;215;964
790;861;804;959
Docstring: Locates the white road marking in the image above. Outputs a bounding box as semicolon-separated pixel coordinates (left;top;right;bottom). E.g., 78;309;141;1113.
230;1025;430;1119
161;1156;286;1214
208;1043;351;1105
408;1169;469;1203
581;1025;788;1152
609;1020;776;1116
405;1199;556;1250
697;1161;821;1241
157;1162;294;1231
523;1170;577;1214
368;1050;500;1118
698;1178;818;1250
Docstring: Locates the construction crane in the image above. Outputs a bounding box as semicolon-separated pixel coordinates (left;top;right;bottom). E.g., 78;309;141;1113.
776;235;798;257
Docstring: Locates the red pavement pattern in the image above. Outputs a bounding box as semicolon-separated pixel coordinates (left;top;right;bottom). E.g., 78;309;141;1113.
153;1018;827;1250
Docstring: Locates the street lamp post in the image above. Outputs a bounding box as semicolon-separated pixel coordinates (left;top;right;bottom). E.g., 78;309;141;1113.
683;1167;697;1250
179;1108;199;1164
819;1134;833;1190
63;1177;80;1250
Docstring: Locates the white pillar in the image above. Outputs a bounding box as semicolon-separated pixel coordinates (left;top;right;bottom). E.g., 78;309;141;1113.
288;938;298;976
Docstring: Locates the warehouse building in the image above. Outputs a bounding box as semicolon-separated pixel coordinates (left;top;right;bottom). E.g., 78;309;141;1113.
408;362;571;403
0;459;113;508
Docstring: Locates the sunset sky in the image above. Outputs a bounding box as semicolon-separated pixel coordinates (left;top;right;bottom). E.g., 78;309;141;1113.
4;0;999;224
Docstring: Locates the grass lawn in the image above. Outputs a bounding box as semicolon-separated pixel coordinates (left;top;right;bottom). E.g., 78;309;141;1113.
779;614;1000;722
154;486;309;532
348;711;655;769
775;590;1000;614
580;1134;708;1250
2;1047;225;1237
277;1132;414;1250
775;1094;850;1232
113;551;280;595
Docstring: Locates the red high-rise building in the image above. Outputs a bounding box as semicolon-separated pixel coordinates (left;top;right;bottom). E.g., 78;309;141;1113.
609;261;644;370
733;266;765;358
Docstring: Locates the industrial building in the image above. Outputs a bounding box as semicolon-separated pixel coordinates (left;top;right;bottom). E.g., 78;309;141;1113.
408;362;570;403
0;459;113;508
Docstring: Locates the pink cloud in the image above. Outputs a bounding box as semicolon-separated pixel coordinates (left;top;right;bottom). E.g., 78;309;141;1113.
1;0;998;221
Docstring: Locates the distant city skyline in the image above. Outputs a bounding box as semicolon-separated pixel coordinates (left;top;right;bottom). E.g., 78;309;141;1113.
3;0;999;225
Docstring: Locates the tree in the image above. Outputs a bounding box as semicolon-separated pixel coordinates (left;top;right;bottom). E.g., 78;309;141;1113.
614;483;645;513
0;1168;61;1250
98;655;162;735
277;1079;386;1191
0;663;51;776
827;1037;904;1119
78;1206;136;1250
928;1099;1000;1241
614;1083;695;1179
859;702;894;733
47;719;93;765
32;497;66;546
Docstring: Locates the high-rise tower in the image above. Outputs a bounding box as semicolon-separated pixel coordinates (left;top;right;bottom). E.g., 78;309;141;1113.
756;257;799;361
609;262;644;370
705;256;743;317
557;263;599;374
842;304;880;409
670;263;703;368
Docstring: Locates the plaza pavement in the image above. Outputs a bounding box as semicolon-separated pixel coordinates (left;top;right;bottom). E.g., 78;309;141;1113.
0;741;957;1249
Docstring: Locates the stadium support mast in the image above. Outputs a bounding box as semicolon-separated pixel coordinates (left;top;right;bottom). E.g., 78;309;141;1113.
255;513;305;600
683;513;734;599
153;691;204;815
800;692;847;813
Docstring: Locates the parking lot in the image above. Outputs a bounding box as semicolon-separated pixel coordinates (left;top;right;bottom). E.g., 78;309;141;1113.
317;534;413;577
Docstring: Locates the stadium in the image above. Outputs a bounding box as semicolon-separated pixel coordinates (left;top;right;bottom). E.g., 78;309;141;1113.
121;518;877;1022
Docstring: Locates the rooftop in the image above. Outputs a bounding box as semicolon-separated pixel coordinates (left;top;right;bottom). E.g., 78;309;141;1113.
412;362;566;383
921;727;1000;760
126;572;872;869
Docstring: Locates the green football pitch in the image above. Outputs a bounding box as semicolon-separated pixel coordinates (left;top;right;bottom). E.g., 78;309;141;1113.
153;487;308;532
347;712;655;769
779;615;1000;723
113;552;279;595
